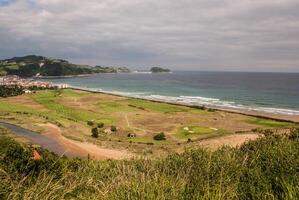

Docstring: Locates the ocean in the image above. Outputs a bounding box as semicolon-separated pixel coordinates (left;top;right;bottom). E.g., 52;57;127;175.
39;71;299;115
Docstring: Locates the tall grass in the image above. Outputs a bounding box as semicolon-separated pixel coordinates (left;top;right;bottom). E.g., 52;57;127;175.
0;128;298;199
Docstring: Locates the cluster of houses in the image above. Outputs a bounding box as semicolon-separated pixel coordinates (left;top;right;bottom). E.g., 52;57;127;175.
0;75;68;93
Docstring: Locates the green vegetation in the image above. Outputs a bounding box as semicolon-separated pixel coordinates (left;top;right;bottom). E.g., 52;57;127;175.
87;120;95;126
31;90;114;124
91;127;99;138
128;136;169;144
0;55;130;77
246;117;294;128
175;126;225;140
61;89;84;98
153;132;166;141
0;85;24;97
97;122;104;128
110;125;117;132
127;99;187;113
150;67;171;73
97;101;137;112
0;128;298;199
94;66;130;73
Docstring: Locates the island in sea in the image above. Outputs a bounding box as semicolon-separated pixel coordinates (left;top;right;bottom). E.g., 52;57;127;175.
150;67;171;73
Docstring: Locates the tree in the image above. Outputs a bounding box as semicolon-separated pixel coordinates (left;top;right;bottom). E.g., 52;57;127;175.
91;127;99;138
153;132;166;141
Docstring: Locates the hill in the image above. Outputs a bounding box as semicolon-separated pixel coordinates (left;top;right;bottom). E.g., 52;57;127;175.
0;55;130;77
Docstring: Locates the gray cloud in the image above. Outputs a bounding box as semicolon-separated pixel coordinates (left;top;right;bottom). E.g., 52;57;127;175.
0;0;299;72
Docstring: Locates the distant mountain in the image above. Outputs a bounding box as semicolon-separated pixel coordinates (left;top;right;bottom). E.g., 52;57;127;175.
0;55;130;77
150;67;171;73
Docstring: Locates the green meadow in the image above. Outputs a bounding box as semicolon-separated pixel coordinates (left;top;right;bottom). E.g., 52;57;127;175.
246;117;295;128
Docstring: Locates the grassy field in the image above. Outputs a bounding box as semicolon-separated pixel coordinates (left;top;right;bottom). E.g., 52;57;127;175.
31;90;114;124
246;117;294;128
0;89;297;157
175;126;227;140
126;98;188;113
0;127;298;199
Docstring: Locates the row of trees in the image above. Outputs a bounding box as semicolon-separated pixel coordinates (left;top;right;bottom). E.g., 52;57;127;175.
0;85;24;97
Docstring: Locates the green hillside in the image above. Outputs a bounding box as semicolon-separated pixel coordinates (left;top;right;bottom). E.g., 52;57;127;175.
0;55;130;77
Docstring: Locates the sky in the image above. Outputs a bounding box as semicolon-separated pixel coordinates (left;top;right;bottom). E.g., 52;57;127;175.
0;0;299;72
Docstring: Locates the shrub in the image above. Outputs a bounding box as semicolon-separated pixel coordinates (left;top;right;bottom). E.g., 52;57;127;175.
207;108;216;112
263;128;274;136
191;105;206;110
153;132;166;140
110;126;117;132
97;122;104;128
289;128;299;140
91;127;99;138
87;120;95;126
127;133;136;138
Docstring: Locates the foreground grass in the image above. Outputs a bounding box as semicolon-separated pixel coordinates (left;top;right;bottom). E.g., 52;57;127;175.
0;127;298;200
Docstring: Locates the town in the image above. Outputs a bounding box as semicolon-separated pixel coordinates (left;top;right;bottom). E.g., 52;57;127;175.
0;75;68;97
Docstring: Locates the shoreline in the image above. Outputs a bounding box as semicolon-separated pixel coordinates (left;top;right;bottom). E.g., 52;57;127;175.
34;72;133;79
68;86;299;123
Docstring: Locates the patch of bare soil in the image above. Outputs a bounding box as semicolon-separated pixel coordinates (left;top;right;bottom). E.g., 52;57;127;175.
42;123;132;160
198;133;261;150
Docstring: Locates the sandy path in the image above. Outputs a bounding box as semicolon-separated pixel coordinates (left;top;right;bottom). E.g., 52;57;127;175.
198;133;261;150
42;123;132;160
124;113;130;128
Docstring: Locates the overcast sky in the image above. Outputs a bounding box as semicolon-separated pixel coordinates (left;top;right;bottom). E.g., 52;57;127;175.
1;0;299;72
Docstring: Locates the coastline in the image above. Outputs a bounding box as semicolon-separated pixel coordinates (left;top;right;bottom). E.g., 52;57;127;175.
34;72;132;79
68;86;299;123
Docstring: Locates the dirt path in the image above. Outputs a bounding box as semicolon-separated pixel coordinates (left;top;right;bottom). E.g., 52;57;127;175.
123;113;130;128
198;133;261;150
42;123;132;160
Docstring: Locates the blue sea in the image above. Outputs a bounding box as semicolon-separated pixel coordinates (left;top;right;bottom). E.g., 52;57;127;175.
40;71;299;115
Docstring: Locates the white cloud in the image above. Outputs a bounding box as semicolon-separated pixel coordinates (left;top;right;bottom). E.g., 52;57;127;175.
0;0;299;71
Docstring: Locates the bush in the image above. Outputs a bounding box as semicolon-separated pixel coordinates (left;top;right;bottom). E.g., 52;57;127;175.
91;127;99;138
87;120;95;127
110;126;117;132
191;105;206;110
289;128;299;140
97;122;104;128
153;132;166;140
